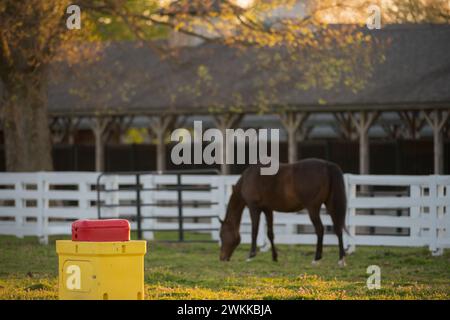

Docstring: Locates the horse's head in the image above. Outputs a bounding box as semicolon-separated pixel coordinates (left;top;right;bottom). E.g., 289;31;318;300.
219;219;241;261
219;184;245;261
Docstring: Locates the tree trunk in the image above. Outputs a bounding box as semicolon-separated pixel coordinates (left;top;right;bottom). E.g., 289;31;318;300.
2;73;53;172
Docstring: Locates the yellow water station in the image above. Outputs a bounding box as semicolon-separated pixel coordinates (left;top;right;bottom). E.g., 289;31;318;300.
56;219;147;300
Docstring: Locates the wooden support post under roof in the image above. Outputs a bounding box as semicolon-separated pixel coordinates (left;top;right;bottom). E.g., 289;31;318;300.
381;122;403;140
67;118;82;145
50;117;82;144
113;116;135;144
279;112;309;164
398;111;426;139
445;120;450;139
213;113;243;175
148;115;176;172
350;111;379;175
333;112;358;140
89;117;113;172
49;117;66;144
423;109;449;174
297;124;313;142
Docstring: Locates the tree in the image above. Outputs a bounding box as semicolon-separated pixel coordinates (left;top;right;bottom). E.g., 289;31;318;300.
383;0;450;23
0;0;386;171
0;1;72;171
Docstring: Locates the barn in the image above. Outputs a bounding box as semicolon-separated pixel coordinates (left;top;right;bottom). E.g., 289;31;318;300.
1;24;447;175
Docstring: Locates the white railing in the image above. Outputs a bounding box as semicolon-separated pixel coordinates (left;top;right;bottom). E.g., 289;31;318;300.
0;172;449;255
0;172;98;240
344;175;450;256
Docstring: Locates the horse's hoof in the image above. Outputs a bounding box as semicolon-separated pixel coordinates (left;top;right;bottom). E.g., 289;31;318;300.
311;259;321;266
338;258;346;268
246;258;253;262
260;243;270;253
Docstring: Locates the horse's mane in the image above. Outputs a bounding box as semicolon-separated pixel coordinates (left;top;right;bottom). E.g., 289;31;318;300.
224;177;246;226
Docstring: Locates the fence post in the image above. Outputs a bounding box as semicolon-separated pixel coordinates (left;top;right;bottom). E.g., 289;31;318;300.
79;177;89;219
432;176;446;256
410;184;421;243
103;175;119;218
142;175;155;240
210;176;222;242
429;176;442;255
14;178;24;239
344;174;356;254
176;173;184;242
136;174;142;240
436;181;446;255
38;172;49;245
440;177;450;254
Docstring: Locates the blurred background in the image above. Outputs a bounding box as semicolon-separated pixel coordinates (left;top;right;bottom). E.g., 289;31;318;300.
0;0;449;175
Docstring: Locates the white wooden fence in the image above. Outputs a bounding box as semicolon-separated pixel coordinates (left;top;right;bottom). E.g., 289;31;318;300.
0;172;449;255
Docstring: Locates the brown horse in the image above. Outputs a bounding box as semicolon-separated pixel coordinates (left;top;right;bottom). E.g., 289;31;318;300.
219;158;348;266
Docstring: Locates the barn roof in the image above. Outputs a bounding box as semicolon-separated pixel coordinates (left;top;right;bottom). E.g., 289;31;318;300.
41;24;450;115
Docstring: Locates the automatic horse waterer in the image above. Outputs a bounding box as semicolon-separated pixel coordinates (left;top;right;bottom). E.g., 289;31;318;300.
56;219;146;300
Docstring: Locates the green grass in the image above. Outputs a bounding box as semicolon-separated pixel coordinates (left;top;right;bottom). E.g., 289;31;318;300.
0;234;449;300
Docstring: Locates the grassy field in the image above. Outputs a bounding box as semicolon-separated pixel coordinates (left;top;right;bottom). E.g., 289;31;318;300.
0;234;449;300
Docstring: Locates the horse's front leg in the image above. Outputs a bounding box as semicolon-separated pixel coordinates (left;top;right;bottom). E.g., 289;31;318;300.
247;207;261;261
264;210;277;262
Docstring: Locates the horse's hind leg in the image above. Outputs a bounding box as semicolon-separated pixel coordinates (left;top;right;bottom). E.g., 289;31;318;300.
336;230;346;267
328;207;346;267
308;207;324;265
333;226;346;267
248;207;261;261
263;210;277;262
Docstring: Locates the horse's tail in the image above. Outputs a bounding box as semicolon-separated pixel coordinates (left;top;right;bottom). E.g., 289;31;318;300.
326;162;349;235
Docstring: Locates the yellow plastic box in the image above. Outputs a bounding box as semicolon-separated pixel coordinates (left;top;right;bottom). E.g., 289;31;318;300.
56;240;147;300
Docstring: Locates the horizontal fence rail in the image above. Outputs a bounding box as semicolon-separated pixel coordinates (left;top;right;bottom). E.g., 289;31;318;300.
0;172;448;255
96;170;222;242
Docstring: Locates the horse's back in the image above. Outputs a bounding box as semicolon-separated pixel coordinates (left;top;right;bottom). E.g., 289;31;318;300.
239;159;335;212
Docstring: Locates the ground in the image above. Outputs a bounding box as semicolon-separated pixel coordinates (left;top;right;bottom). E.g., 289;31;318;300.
0;234;449;300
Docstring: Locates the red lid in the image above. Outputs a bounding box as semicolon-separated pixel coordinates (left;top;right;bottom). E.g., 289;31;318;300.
72;219;130;242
